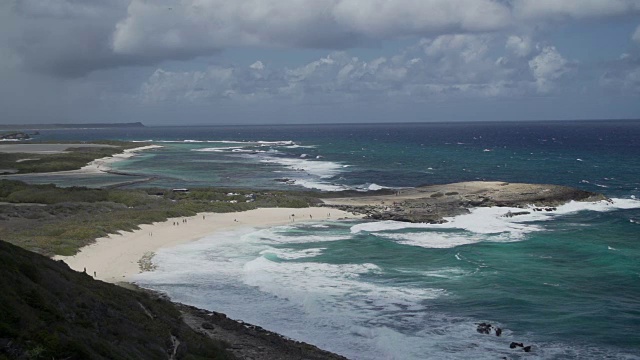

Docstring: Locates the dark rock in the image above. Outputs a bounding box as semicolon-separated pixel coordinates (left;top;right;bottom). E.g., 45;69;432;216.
510;342;524;349
523;345;532;352
495;327;502;336
503;211;530;218
476;323;492;334
202;322;215;330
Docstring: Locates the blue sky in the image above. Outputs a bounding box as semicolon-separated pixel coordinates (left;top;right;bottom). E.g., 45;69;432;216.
1;0;639;125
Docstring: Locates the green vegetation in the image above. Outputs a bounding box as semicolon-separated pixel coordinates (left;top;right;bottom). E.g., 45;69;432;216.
0;141;140;174
0;180;321;256
0;240;232;359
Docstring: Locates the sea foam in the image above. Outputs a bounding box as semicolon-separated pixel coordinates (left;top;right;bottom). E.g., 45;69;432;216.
351;198;640;249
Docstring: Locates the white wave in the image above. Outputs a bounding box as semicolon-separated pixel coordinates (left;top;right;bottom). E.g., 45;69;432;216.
242;257;444;309
351;221;434;234
256;140;295;146
579;179;609;188
192;146;245;152
259;156;346;178
375;232;491;249
553;198;640;214
353;198;640;234
260;248;326;260
258;232;353;244
354;183;392;191
421;268;472;279
291;179;351;191
285;144;316;149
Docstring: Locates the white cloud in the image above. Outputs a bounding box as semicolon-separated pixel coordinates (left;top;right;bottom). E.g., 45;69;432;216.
250;61;265;70
528;46;570;93
513;0;640;20
111;0;513;59
4;0;640;78
633;25;640;44
331;0;511;36
139;35;567;104
506;35;532;57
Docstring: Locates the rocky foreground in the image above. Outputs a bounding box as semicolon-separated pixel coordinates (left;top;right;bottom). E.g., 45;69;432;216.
322;181;607;223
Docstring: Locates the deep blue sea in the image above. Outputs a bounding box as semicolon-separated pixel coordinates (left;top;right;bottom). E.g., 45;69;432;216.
11;121;640;359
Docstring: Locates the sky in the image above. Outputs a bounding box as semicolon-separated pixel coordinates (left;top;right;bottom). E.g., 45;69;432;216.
1;0;640;125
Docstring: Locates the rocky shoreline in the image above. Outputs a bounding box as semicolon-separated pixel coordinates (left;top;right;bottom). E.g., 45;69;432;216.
176;303;348;360
322;181;607;223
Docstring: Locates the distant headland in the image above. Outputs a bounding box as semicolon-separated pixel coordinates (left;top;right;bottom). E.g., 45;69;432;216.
0;122;145;130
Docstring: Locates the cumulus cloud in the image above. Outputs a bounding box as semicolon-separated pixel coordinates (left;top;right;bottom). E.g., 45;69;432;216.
506;35;532;57
139;35;575;104
528;45;571;93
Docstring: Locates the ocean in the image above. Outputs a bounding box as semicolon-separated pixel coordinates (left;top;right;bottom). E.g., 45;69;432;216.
15;120;640;359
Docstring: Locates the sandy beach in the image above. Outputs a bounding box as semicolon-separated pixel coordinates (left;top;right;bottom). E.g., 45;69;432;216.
79;144;163;174
55;207;362;284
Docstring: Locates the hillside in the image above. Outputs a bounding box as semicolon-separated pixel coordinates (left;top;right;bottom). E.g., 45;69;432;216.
0;240;231;359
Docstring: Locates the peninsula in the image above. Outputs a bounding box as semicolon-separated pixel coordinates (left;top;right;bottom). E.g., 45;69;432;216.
322;181;607;223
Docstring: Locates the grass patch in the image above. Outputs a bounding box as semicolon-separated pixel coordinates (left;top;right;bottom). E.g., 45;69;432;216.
0;141;140;174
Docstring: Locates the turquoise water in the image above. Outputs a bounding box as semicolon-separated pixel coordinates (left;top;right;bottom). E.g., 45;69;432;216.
13;121;640;358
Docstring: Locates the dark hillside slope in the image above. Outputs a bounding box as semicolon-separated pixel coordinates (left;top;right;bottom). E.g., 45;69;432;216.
0;240;232;360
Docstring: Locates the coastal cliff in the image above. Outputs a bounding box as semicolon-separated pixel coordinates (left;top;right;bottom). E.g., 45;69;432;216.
322;181;607;223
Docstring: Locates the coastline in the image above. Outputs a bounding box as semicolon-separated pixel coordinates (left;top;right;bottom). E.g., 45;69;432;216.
79;144;163;175
0;143;163;179
54;207;362;284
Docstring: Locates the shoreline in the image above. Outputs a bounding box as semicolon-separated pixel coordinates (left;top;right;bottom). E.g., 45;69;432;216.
79;144;163;175
1;144;163;178
54;207;362;284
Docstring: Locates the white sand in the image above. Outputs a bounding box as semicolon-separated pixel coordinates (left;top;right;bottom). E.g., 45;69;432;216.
79;145;163;174
54;207;361;283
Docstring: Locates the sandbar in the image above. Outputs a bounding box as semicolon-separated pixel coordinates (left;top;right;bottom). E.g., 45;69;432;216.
79;144;163;175
55;207;361;284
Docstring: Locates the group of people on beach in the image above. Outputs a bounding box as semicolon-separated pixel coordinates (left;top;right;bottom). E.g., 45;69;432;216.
172;218;189;226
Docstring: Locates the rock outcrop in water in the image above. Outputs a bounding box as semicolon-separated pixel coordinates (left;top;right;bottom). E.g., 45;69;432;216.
322;181;607;223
